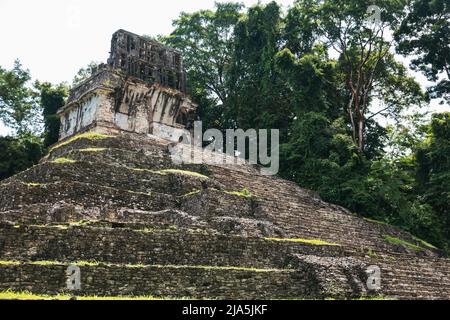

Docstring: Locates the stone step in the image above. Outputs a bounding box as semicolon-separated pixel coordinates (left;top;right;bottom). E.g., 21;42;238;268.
0;261;320;299
0;221;346;269
12;159;216;197
0;180;174;213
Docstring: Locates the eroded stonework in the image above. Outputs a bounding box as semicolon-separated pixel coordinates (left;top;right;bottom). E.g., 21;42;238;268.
57;30;196;142
108;29;186;92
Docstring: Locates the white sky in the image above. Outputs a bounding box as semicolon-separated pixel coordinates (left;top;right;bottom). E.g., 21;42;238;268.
0;0;447;136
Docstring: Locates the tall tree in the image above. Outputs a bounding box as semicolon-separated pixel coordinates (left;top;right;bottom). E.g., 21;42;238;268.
228;1;292;135
315;0;424;152
0;60;40;134
415;112;450;245
395;0;450;101
163;2;243;130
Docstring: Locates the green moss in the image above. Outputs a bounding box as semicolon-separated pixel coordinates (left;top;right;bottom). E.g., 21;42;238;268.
182;189;201;197
78;148;107;153
365;248;379;259
365;218;437;250
412;236;437;250
151;264;291;273
23;182;44;187
0;260;289;273
0;290;192;301
0;261;21;265
265;238;340;246
51;157;77;164
363;217;389;226
68;220;98;227
129;167;208;179
225;188;253;198
49;132;111;153
139;227;156;234
155;169;208;179
383;234;424;251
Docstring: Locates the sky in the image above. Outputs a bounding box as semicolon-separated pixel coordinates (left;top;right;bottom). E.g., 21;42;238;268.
0;0;447;136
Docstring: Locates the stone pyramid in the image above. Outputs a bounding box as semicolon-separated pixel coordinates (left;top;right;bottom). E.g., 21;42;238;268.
0;30;449;300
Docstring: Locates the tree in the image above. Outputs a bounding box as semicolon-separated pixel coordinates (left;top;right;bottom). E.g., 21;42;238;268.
163;2;243;131
228;1;293;136
35;82;68;147
283;0;321;56
395;0;450;101
72;61;100;87
0;134;43;181
315;0;424;152
0;60;41;134
415;112;450;246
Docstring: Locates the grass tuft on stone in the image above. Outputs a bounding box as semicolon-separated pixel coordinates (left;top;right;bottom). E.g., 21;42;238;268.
265;238;340;246
383;234;424;251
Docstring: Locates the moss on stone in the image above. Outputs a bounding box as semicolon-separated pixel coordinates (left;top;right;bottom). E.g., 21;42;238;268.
23;182;44;187
363;217;389;226
49;132;111;153
0;260;291;273
412;236;437;250
365;218;437;250
225;188;253;198
181;189;201;197
51;157;77;164
383;235;424;251
265;238;340;246
155;169;208;179
0;290;192;300
78;148;107;153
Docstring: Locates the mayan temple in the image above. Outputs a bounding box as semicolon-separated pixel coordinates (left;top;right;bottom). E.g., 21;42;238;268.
0;30;449;300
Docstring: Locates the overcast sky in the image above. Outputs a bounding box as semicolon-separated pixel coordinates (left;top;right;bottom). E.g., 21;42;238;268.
0;0;447;135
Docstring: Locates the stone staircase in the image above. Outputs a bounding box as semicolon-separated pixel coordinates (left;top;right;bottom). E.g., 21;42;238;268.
0;132;449;299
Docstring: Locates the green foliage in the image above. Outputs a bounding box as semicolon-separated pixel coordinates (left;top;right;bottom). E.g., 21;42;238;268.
164;1;448;252
0;60;41;134
72;61;100;87
395;0;450;100
0;134;43;180
162;2;243;131
415;112;450;249
35;82;68;147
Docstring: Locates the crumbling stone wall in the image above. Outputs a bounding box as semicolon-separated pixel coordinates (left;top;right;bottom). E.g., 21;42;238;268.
57;67;196;141
56;29;195;142
107;29;186;93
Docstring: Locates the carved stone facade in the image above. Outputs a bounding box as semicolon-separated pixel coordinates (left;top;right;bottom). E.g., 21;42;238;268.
57;30;196;142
